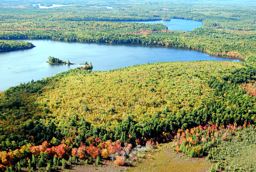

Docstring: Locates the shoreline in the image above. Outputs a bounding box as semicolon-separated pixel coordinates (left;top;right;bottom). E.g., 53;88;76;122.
0;61;241;92
1;38;243;61
0;45;35;53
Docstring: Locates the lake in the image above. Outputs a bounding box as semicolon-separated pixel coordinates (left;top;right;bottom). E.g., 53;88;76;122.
0;40;239;91
122;19;203;31
32;4;71;9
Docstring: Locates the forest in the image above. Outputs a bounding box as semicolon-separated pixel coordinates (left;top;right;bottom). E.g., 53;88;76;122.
0;0;256;171
0;41;34;52
0;61;256;171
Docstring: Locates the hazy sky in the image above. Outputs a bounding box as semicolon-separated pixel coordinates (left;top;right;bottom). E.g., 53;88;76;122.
1;0;255;9
2;0;256;4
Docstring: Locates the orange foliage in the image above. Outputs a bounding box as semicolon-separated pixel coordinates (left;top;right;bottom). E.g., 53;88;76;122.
242;83;256;97
114;156;125;166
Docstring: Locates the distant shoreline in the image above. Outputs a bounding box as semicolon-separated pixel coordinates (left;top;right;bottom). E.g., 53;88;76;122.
32;4;71;9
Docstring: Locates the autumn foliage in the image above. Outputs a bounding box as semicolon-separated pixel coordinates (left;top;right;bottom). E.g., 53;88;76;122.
174;123;250;157
0;138;135;171
242;82;256;97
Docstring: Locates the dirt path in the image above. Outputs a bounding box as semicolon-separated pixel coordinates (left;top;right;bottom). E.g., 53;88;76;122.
68;164;127;172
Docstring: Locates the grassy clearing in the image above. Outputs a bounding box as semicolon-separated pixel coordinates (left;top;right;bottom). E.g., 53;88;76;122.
129;142;210;172
208;126;256;171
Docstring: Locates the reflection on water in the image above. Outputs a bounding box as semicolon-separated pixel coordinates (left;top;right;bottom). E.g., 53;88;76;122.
121;19;203;31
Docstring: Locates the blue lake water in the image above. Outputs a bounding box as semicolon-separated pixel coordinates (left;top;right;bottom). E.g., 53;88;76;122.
123;19;203;31
0;40;238;91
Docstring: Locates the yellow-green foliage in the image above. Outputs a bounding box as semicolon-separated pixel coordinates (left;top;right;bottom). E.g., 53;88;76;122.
36;61;242;128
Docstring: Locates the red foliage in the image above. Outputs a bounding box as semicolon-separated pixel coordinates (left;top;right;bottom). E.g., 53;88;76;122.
86;145;100;159
0;164;5;170
1;137;134;168
77;144;86;159
30;146;40;156
53;144;68;158
71;148;78;157
173;124;249;157
45;148;54;156
95;137;102;143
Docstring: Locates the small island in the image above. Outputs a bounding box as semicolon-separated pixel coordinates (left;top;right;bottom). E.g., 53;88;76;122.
79;62;93;70
47;57;93;70
47;56;73;65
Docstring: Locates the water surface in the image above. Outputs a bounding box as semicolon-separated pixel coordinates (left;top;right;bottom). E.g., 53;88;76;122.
0;40;238;91
123;19;203;31
32;4;71;9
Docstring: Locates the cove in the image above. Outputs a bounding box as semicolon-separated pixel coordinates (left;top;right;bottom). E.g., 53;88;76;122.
0;40;239;91
119;19;203;31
